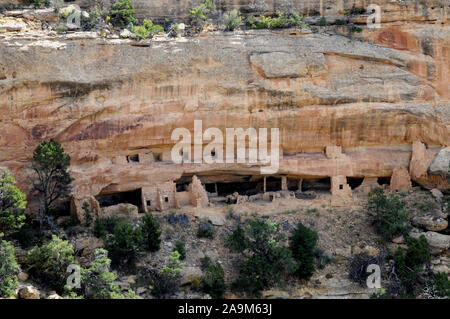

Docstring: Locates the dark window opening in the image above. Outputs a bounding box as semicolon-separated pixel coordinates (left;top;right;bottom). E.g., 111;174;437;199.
302;178;331;192
127;154;139;163
205;183;216;193
339;184;343;190
287;178;300;191
146;200;151;206
216;181;262;197
265;177;281;192
176;183;189;192
411;180;421;188
96;189;142;211
347;177;364;189
377;177;390;186
211;150;216;158
164;196;169;203
154;153;162;162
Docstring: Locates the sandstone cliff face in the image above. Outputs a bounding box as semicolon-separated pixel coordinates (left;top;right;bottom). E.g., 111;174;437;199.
0;1;448;211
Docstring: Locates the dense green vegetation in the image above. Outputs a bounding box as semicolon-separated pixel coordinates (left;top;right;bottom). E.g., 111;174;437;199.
26;235;77;291
31;139;73;232
368;187;411;240
152;251;184;298
0;240;20;297
140;213;162;252
109;0;138;28
290;221;318;280
200;261;226;299
0;168;26;237
229;219;293;295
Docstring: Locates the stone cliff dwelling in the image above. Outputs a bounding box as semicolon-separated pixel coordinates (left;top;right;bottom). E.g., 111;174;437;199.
70;142;444;220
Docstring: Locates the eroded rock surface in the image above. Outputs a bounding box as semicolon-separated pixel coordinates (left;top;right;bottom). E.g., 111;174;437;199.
0;1;448;213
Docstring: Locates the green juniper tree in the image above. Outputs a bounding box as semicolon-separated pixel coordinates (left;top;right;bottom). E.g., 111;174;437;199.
0;168;26;237
31;139;73;232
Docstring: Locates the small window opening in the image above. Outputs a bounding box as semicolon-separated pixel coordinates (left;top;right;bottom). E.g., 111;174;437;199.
127;154;139;163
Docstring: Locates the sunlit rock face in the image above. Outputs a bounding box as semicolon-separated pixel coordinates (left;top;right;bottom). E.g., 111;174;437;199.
0;0;448;211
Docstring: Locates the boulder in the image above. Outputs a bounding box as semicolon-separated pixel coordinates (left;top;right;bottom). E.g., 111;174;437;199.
431;264;449;275
120;29;132;38
194;208;225;226
410;230;450;255
429;147;450;177
19;285;40;299
5;9;59;22
72;236;104;256
101;203;139;219
411;210;448;232
364;245;379;257
115;281;131;291
70;196;102;224
18;272;29;282
47;293;63;299
392;235;405;244
180;267;202;286
0;18;27;32
430;188;444;202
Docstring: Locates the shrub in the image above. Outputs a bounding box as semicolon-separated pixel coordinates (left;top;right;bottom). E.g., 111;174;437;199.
227;225;246;252
201;262;226;298
351;26;363;33
82;202;93;227
53;24;68;33
79;248;140;299
289;221;318;280
109;0;138;28
0;168;26;236
391;235;430;297
132;19;164;39
11;222;40;249
200;255;212;270
81;5;108;31
190;0;216;20
248;10;308;30
104;220;143;268
314;248;335;269
223;10;242;31
173;240;186;260
197;221;215;239
26;235;76;291
248;14;272;29
231;219;294;296
93;216;122;239
432;272;450;298
317;17;327;26
349;253;384;286
368;187;411;240
0;240;20;297
33;0;50;8
141;213;161;252
152;251;184;298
